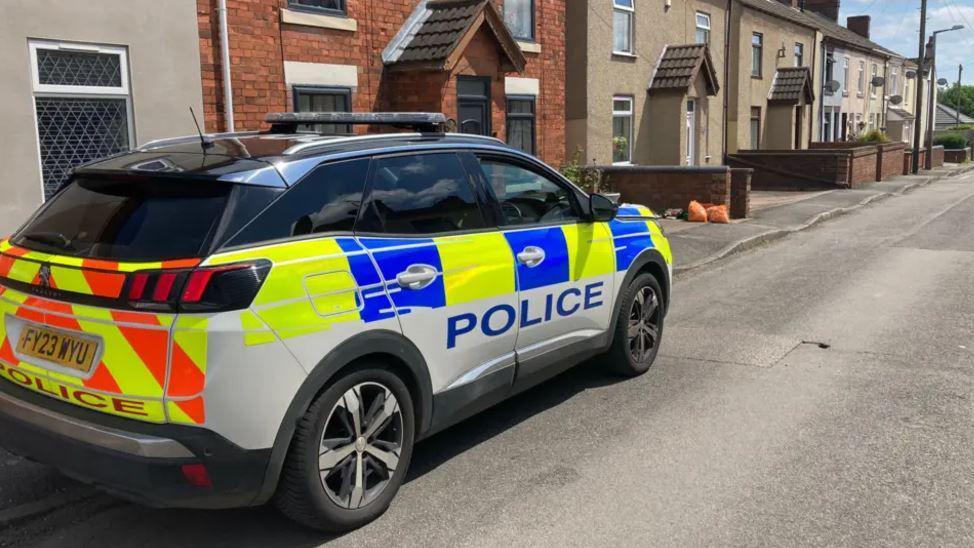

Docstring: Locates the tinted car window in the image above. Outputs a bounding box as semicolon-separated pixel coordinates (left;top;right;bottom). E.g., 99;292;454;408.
14;176;231;261
226;158;369;247
479;159;579;226
357;153;487;235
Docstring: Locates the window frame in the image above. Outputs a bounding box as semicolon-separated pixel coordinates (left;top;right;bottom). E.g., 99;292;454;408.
292;85;353;134
843;57;850;95
353;150;495;238
795;42;804;67
750;107;762;150
457;75;492;136
473;152;587;230
505;0;535;42
612;0;635;55
870;64;878;98
695;12;712;45
858;60;865;96
286;0;347;17
751;33;764;78
612;95;634;165
505;95;537;155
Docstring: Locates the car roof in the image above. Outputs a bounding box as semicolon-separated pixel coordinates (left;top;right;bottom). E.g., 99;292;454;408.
76;131;525;188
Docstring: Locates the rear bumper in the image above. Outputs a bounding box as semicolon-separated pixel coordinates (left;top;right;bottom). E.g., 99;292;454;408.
0;381;271;509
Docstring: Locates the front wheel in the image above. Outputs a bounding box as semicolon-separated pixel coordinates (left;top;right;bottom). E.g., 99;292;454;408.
275;366;415;532
605;273;665;376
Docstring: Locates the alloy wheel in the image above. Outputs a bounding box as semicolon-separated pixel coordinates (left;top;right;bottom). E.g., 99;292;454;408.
318;382;403;510
628;286;660;363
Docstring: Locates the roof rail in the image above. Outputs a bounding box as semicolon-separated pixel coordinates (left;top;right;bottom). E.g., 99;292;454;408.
265;112;449;134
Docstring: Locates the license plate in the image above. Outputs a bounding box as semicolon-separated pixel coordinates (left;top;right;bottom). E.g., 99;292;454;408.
16;325;99;374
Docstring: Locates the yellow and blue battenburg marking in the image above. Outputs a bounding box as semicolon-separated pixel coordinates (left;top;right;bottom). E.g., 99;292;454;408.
610;205;672;269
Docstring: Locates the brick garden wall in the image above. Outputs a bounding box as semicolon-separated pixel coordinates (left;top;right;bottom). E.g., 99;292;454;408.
728;151;851;190
196;0;566;165
932;145;945;168
598;166;733;213
730;168;752;219
944;148;971;163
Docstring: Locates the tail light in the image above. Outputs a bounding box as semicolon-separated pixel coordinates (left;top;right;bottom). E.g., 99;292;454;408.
125;260;271;312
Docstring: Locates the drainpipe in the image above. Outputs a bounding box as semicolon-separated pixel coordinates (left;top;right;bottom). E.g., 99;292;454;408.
218;0;235;132
722;0;732;162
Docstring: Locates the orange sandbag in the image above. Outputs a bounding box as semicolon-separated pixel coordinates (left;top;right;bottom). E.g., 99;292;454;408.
707;204;730;224
688;200;708;223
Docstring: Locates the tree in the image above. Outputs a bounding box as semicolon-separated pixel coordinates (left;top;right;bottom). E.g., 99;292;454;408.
940;85;974;119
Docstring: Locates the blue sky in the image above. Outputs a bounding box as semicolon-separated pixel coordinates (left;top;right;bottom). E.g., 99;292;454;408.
839;0;974;84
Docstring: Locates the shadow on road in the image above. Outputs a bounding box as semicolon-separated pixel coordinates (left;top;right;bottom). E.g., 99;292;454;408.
10;361;626;547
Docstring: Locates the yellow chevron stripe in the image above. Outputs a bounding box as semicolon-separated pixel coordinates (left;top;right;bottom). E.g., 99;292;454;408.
51;265;93;295
75;307;165;398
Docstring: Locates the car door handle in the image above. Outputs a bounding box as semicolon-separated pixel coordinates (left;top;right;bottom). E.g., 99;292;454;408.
517;246;546;268
396;264;438;290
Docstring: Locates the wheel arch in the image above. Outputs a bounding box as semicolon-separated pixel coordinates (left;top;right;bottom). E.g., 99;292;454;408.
252;329;433;505
607;249;671;346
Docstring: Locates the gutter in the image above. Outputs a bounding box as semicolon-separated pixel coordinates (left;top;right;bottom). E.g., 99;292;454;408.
218;0;235;132
722;0;732;162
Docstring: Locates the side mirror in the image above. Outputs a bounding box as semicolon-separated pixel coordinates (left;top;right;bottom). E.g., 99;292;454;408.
589;193;619;222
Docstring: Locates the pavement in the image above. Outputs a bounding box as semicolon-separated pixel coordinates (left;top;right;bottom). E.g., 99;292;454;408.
2;168;974;546
664;163;974;274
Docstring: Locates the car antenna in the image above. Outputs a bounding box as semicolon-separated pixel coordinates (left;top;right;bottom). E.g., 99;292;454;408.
189;107;214;150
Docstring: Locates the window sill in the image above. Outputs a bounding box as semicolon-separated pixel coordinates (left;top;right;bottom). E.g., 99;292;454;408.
751;75;763;79
612;51;638;59
517;40;542;54
281;8;357;32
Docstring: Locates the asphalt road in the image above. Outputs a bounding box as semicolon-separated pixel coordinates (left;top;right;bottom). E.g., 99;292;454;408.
2;172;974;547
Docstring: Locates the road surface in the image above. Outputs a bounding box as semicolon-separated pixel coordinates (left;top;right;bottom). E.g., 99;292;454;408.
2;172;973;547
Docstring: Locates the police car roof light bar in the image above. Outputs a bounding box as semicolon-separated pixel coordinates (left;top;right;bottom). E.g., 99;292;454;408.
265;112;449;134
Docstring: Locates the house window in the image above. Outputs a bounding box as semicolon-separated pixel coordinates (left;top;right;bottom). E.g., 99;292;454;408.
843;57;850;94
457;76;492;136
795;43;804;67
613;0;635;55
890;68;899;96
695;12;711;45
869;64;879;98
293;86;352;135
506;96;536;155
505;0;534;41
288;0;346;15
825;54;835;90
612;96;633;164
751;33;763;77
750;107;761;149
858;61;865;95
29;40;132;200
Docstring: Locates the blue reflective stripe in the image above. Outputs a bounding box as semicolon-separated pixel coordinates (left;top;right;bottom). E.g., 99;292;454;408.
504;227;570;291
609;218;650;238
609;219;657;272
337;238;396;323
359;237;446;311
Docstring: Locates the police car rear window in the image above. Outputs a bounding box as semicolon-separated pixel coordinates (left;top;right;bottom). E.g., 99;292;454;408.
14;177;231;261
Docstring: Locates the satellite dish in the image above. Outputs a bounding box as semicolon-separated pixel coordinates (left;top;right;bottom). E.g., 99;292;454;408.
824;80;841;93
871;76;886;87
905;70;917;79
937;78;949;86
890;95;904;105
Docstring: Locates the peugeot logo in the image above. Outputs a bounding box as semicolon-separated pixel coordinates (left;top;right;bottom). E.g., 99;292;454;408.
38;265;52;289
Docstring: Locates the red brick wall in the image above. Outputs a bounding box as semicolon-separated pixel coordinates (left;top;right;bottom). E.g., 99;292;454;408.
931;145;945;168
599;167;732;212
730;168;752;219
731;147;882;189
847;148;877;187
944;148;971;163
196;0;566;165
876;143;905;181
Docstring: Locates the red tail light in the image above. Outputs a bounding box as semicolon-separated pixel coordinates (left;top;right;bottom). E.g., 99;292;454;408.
180;463;213;489
124;260;270;312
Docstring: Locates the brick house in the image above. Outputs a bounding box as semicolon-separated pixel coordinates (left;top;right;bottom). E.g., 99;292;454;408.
197;0;566;166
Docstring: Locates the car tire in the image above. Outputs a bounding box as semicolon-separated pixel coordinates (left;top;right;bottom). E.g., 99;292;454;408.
606;273;665;377
275;365;415;532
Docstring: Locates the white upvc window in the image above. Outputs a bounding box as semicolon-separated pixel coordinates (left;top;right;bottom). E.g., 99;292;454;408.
870;64;878;98
612;96;633;164
613;0;635;55
28;40;134;200
858;60;865;95
695;12;711;45
843;57;850;94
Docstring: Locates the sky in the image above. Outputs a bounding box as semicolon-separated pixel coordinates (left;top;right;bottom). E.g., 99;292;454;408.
839;0;974;84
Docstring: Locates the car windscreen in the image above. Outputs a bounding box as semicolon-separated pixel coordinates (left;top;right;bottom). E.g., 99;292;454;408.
13;176;232;261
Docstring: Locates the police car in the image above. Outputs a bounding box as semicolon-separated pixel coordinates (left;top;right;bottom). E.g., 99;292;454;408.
0;113;671;531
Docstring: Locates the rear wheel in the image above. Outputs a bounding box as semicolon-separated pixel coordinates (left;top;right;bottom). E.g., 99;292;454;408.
606;273;664;376
276;366;414;532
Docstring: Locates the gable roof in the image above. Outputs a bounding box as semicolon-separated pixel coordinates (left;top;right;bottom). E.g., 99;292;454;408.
769;67;815;103
382;0;526;72
648;44;720;95
936;103;974;129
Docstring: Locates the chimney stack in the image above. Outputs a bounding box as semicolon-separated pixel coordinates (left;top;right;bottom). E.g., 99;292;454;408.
803;0;840;21
847;15;871;39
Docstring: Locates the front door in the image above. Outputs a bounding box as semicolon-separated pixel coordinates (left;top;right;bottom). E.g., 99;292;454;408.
686;100;696;166
457;76;491;136
354;151;518;396
474;155;616;382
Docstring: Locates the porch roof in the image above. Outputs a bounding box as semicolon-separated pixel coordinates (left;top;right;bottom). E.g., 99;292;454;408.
768;67;815;104
648;44;719;96
383;0;526;73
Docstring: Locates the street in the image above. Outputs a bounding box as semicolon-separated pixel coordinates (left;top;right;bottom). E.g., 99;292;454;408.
2;171;974;547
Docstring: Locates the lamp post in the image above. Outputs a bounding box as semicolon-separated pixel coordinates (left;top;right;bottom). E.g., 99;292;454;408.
925;25;964;169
